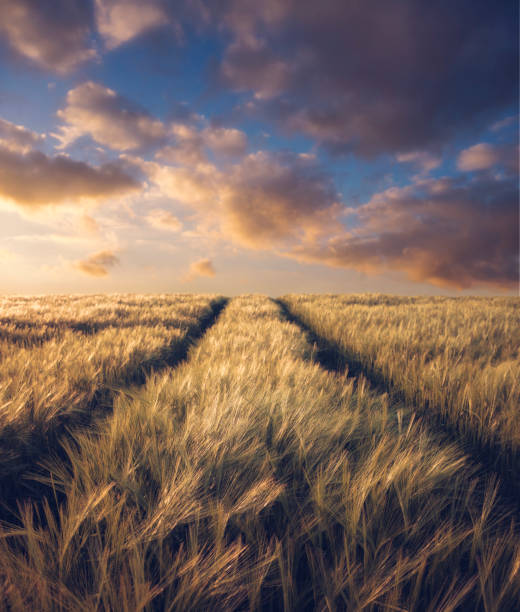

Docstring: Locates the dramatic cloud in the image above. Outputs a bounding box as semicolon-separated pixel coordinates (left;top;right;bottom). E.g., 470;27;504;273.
0;146;140;207
186;258;215;280
146;151;342;248
457;143;518;172
0;118;44;153
0;0;96;72
211;0;518;156
218;152;341;248
54;82;167;150
74;249;119;277
95;0;170;49
146;208;182;232
292;176;518;290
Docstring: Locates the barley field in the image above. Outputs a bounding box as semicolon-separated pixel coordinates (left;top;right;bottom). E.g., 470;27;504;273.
0;294;518;611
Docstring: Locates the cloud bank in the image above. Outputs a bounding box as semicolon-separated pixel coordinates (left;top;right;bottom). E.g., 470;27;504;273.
0;146;140;207
292;176;518;290
211;0;518;156
145;150;342;249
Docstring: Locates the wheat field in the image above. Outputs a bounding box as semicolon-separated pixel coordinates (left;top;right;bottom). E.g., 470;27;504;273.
0;294;518;611
280;295;520;491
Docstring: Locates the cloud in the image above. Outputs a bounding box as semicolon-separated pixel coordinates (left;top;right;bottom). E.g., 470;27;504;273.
0;0;96;73
0;118;45;153
210;0;518;156
457;142;518;172
146;150;341;248
146;208;182;232
292;175;519;290
157;122;248;166
54;82;167;151
0;146;140;207
186;258;215;280
490;115;518;132
219;151;341;248
74;249;120;277
95;0;170;49
396;151;441;174
203;126;248;157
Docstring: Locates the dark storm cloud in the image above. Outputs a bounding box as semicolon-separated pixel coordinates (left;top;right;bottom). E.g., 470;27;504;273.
292;176;519;290
0;146;141;206
207;0;518;156
0;0;96;72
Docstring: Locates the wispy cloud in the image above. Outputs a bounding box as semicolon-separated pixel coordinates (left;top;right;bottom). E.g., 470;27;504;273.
146;208;182;232
396;151;441;175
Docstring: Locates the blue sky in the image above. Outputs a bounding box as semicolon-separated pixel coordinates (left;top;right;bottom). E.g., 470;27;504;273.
0;0;517;295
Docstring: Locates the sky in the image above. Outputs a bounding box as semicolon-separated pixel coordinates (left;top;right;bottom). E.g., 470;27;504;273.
0;0;518;296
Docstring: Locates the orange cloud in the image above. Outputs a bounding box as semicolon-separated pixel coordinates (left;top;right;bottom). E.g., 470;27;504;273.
146;209;182;232
0;146;140;207
186;258;216;280
74;250;119;277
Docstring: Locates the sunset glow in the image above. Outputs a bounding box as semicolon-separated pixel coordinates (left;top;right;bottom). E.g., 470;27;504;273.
0;1;517;294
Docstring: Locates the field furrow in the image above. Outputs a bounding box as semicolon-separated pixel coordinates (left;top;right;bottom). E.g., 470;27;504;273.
0;295;226;517
1;296;517;610
280;295;520;502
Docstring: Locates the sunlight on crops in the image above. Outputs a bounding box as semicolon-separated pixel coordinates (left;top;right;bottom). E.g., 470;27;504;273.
0;295;518;610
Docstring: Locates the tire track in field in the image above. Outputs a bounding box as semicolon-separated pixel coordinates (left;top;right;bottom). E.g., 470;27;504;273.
0;297;229;525
0;317;212;348
275;298;520;516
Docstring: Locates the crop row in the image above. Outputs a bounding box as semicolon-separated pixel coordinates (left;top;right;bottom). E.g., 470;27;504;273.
0;295;222;499
281;295;520;483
